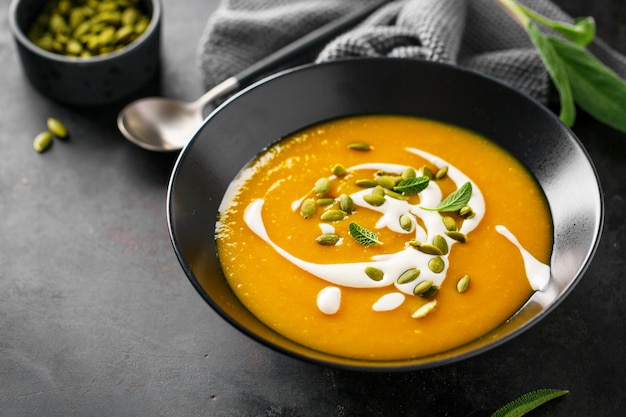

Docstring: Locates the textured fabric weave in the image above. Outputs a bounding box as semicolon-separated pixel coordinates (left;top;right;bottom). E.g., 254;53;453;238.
197;0;626;103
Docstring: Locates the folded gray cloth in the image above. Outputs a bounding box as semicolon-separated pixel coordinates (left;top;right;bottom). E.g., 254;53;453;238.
197;0;626;104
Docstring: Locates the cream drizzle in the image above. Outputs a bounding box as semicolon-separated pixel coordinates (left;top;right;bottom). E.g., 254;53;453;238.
240;148;550;315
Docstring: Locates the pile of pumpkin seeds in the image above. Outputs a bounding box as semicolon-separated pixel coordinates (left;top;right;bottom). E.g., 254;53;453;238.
26;0;151;58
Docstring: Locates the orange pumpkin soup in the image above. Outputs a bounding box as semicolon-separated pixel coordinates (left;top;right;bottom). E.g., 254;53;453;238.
216;115;552;360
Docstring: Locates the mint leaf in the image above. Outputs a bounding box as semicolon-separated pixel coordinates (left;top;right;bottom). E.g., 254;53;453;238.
348;222;382;246
393;176;430;194
422;182;472;212
491;389;569;417
548;37;626;133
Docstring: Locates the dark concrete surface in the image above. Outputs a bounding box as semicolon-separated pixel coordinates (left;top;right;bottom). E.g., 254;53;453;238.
1;0;624;416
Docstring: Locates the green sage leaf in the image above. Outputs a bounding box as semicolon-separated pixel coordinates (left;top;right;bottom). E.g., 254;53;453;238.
548;36;626;133
526;22;576;126
422;182;472;212
348;222;382;246
491;389;569;417
518;3;595;46
393;176;430;194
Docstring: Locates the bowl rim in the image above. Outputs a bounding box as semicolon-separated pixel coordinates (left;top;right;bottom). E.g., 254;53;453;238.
167;57;604;371
8;0;162;64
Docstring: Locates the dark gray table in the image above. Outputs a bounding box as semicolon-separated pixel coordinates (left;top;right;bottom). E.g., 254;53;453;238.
1;1;625;415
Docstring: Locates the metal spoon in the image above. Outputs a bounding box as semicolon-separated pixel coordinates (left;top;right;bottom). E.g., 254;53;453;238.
117;2;384;152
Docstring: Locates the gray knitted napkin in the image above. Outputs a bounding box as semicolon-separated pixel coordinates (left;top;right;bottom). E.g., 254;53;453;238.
197;0;626;104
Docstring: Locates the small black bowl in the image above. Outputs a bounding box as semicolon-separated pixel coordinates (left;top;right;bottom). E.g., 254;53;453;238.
9;0;161;106
167;58;603;371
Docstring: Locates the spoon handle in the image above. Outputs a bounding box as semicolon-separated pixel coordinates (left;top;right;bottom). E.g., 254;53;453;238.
234;1;386;86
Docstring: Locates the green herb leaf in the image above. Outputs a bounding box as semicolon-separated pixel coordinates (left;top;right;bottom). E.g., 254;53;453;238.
548;36;626;133
491;389;569;417
348;222;382;246
422;182;472;212
393;176;430;194
517;3;595;46
526;22;576;126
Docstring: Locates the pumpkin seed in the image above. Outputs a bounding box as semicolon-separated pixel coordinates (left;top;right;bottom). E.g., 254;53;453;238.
420;285;440;298
459;205;475;219
347;142;371;151
320;209;346;222
432;234;448;255
375;175;396;189
416;243;443;256
401;167;416;179
316;233;340;246
332;163;347;177
412;279;433;295
457;275;470;293
316;197;335;206
408;240;422;248
47;117;68;138
442;216;457;231
428;257;445;273
411;300;437;318
372;185;385;197
300;198;316;219
445;231;468;243
355;179;376;188
314;177;331;196
383;188;409;200
397;268;420;284
365;266;384;281
363;193;385;207
339;194;354;214
421;165;434;179
435;165;448;179
33;131;53;152
399;214;412;231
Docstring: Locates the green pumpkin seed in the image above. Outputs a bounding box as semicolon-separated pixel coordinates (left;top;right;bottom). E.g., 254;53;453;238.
420;285;440;298
432;234;448;255
316;197;335;206
320;209;346;222
375;175;396;189
445;231;468;243
314;177;331;196
355;179;376;188
383;188;409;200
47;117;68;138
363;193;385;207
401;167;416;179
421;165;434;179
428;257;445;273
459;205;475;219
365;266;384;281
397;268;420;284
300;198;316;219
457;275;470;293
399;214;412;231
347;142;371;151
33;131;53;152
442;216;457;231
411;300;437;318
316;233;340;246
416;243;443;256
408;240;421;248
412;279;433;295
339;194;354;214
435;165;448;179
372;185;385;197
332;163;347;177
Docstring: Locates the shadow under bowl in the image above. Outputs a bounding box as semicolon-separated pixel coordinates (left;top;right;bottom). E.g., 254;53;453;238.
167;58;603;371
8;0;161;106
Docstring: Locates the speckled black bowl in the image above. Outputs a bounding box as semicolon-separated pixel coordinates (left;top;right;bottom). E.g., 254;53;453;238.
9;0;161;106
168;58;604;371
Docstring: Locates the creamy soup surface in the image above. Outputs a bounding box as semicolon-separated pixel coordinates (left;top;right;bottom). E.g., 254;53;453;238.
216;115;553;360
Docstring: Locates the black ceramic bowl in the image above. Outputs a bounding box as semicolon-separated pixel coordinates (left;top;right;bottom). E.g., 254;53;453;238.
167;58;603;371
9;0;161;106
